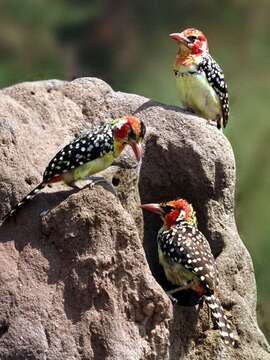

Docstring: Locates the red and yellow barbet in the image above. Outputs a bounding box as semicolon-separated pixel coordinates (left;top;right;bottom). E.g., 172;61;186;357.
2;115;146;223
142;198;236;346
170;28;229;129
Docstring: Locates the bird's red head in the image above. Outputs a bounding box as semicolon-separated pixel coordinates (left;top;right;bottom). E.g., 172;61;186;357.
141;198;197;229
113;115;146;161
170;28;208;55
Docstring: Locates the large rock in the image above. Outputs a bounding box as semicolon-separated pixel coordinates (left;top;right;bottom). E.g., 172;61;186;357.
0;78;269;359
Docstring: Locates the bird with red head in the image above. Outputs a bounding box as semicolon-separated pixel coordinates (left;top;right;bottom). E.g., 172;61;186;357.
170;27;229;129
142;197;236;346
2;115;146;223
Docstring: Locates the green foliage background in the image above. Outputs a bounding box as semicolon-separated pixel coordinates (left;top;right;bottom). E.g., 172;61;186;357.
0;0;269;340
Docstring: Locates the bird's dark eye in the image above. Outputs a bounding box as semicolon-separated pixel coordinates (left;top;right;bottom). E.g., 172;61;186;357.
161;205;174;214
128;128;136;141
187;35;197;42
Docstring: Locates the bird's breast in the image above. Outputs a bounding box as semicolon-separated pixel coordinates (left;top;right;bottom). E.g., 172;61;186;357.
63;151;115;183
175;71;221;120
158;244;200;287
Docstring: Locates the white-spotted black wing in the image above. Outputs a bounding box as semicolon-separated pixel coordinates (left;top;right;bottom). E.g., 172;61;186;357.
158;223;219;291
199;55;229;128
43;123;114;182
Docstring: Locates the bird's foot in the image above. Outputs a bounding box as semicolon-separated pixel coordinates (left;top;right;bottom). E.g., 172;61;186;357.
68;182;81;190
167;285;188;295
40;209;50;218
166;292;178;305
166;286;190;305
208;119;223;132
84;176;117;196
208;119;217;127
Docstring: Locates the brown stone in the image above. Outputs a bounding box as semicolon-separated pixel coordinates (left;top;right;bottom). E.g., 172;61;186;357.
0;78;269;359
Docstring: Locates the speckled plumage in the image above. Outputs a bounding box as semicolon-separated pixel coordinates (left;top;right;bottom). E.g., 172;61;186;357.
3;116;145;222
198;54;229;127
158;221;218;292
43;122;114;184
170;28;229;129
142;199;236;346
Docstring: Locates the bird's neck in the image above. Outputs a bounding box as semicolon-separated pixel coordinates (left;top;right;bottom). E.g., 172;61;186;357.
161;219;187;231
113;140;126;158
161;216;197;231
174;48;202;70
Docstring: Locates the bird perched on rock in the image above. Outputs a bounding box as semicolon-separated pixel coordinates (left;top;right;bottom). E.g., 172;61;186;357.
142;198;235;346
170;28;229;129
2;115;146;223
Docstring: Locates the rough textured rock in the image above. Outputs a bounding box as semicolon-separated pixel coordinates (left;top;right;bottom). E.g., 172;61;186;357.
0;77;269;360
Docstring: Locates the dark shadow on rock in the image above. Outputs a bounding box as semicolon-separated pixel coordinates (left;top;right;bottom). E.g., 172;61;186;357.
0;187;102;324
169;305;200;359
0;188;77;247
214;160;228;202
37;187;123;324
139;135;225;300
0;174;140;325
208;231;224;258
133;99;192;116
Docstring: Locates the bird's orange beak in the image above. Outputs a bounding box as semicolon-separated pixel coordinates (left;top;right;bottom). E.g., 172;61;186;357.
141;203;164;215
169;33;190;46
130;140;143;162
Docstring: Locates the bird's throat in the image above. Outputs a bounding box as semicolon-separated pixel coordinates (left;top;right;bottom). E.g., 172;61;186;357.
175;52;197;67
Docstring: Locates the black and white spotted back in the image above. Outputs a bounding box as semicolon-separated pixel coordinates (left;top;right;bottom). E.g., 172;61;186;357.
158;222;236;346
43;123;114;182
158;222;219;292
2;122;115;223
198;54;229;128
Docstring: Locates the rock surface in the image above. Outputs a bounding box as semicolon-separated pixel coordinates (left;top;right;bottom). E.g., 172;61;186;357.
0;78;269;359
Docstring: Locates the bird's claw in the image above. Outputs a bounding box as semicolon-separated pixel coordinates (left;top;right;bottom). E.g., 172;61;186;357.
40;209;50;218
166;292;178;305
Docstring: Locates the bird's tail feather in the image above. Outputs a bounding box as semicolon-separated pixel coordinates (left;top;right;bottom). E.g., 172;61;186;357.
2;182;46;224
204;294;236;346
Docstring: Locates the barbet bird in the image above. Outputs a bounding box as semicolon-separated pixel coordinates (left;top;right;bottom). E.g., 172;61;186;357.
142;198;236;346
2;115;146;223
170;28;229;129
